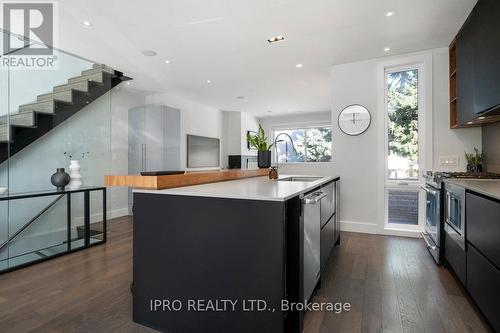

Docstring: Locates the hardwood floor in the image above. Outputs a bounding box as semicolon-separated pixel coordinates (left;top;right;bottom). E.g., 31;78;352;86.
0;217;491;333
304;232;492;333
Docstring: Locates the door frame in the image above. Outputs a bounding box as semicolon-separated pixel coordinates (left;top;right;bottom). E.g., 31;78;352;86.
376;53;434;237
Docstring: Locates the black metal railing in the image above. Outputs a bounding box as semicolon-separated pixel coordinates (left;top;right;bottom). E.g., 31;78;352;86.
0;186;106;274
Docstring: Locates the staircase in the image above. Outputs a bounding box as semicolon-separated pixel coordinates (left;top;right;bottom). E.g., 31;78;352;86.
0;63;130;163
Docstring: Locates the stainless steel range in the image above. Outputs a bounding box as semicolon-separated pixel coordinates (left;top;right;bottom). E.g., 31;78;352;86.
422;171;500;264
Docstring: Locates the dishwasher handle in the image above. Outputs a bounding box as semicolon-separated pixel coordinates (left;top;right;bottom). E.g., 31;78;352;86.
304;192;327;205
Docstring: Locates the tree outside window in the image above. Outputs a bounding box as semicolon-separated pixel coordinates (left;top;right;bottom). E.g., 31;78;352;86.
274;126;332;163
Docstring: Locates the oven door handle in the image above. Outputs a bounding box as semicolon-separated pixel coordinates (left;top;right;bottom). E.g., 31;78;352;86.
420;185;437;196
421;232;437;251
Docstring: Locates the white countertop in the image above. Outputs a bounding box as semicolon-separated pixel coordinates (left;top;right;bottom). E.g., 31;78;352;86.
444;179;500;200
134;174;339;201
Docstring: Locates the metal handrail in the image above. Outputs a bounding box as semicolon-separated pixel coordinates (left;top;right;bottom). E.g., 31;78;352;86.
0;194;65;251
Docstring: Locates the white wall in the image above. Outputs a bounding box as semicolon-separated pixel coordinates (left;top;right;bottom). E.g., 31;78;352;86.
220;111;260;168
146;93;223;170
221;111;242;167
260;48;482;235
240;112;259;156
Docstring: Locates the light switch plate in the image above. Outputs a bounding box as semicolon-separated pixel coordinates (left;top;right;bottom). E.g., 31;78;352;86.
439;156;459;167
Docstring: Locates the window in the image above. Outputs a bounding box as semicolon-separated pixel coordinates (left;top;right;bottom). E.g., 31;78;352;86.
387;68;419;180
384;65;424;229
273;126;332;163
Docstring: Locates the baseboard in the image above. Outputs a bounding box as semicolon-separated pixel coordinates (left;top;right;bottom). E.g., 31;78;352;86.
340;220;422;238
340;220;378;234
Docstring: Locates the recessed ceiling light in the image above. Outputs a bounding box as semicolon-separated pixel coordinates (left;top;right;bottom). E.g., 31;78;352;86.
386;11;395;17
81;20;92;27
125;82;131;85
295;63;304;68
164;59;171;64
384;47;391;52
467;121;474;124
267;35;285;44
236;96;245;100
206;79;211;84
478;116;486;120
141;50;157;56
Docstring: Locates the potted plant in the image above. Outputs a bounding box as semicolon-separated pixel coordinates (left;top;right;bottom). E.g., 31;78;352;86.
247;125;274;168
465;147;484;173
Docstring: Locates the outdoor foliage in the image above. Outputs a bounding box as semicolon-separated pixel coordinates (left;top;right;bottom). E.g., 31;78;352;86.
306;127;332;162
387;69;419;162
275;127;332;163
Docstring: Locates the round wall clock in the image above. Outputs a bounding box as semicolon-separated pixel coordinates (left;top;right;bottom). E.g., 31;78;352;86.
338;104;371;136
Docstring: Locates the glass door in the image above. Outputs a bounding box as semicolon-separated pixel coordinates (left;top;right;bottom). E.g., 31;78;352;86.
384;65;425;231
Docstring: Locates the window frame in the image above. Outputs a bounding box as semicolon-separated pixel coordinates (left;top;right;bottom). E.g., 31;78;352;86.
272;122;333;164
376;53;434;237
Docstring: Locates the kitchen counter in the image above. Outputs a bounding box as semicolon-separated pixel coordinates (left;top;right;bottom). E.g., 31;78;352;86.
132;174;340;332
444;179;500;200
134;174;339;201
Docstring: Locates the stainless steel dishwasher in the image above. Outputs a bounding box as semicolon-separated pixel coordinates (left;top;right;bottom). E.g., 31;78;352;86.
302;190;326;302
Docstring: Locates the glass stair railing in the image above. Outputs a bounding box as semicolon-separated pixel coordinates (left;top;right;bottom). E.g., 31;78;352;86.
0;28;128;274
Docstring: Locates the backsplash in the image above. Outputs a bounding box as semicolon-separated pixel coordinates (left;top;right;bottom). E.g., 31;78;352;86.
483;122;500;173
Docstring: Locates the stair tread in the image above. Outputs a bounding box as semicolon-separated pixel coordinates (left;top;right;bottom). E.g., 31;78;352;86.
0;111;35;127
67;71;104;85
81;66;114;76
19;99;55;114
37;90;73;103
53;80;89;93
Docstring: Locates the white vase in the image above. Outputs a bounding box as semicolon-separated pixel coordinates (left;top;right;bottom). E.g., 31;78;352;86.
68;160;83;188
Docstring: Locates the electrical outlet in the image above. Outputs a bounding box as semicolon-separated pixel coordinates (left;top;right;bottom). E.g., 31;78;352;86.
439;156;459;167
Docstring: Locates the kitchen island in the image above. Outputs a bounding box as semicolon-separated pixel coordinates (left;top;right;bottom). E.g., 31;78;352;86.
131;174;340;333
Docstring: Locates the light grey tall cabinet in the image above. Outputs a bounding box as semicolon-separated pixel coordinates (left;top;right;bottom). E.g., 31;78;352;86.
128;105;181;213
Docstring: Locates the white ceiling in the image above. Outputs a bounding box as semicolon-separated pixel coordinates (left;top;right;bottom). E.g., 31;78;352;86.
58;0;476;116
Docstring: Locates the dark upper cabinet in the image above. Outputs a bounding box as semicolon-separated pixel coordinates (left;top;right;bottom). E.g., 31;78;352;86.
473;0;500;115
456;7;478;124
455;0;500;125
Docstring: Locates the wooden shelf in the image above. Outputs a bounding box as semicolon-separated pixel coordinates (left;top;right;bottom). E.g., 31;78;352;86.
104;169;269;190
449;39;458;128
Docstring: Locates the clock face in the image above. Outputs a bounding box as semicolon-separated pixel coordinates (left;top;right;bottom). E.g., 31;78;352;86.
338;105;371;136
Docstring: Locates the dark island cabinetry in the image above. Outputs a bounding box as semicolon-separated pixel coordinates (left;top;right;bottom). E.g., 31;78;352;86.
133;193;299;333
131;177;340;333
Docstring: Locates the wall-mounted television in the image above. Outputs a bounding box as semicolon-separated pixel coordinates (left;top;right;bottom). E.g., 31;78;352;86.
187;134;220;168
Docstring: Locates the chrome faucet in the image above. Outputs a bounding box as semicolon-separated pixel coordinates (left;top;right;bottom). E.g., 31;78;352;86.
273;133;298;170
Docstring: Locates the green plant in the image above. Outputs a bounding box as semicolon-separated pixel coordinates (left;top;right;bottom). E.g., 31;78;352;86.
464;147;483;165
247;125;274;151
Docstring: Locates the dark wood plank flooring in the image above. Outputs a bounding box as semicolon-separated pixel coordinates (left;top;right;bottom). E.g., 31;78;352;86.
0;217;491;333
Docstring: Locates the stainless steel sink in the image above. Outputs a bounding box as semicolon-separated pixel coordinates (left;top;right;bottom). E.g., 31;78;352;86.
278;177;322;182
